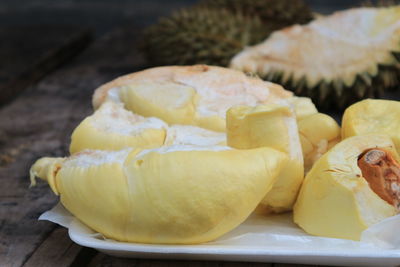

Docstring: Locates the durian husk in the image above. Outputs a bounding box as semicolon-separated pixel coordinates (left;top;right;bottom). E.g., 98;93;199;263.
141;8;268;67
230;6;400;110
362;0;400;7
198;0;313;28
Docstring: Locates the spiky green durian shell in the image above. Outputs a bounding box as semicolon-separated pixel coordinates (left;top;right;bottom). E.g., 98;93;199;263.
230;6;400;110
140;8;268;66
262;58;400;110
362;0;400;7
198;0;313;28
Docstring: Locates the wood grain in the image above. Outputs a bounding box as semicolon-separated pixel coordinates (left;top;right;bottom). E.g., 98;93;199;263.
0;26;92;106
0;26;144;267
87;254;275;267
23;228;81;267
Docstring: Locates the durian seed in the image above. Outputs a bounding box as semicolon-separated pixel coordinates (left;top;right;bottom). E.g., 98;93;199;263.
358;148;400;210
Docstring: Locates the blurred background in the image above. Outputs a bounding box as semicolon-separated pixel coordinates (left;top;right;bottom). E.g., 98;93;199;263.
0;0;373;37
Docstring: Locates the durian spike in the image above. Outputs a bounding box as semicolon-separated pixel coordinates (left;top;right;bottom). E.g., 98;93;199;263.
198;0;313;26
141;8;267;66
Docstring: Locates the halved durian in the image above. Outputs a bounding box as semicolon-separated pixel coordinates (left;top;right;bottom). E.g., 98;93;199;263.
294;135;399;240
230;6;400;109
226;104;304;212
342;99;400;153
30;145;287;244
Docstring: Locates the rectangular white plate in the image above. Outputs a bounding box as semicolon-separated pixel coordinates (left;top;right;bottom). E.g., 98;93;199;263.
40;203;400;266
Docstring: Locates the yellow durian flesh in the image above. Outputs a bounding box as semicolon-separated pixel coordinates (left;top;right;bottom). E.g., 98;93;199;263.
93;66;337;167
227;104;304;213
119;82;200;128
30;145;287;244
342;99;400;153
298;113;341;171
94;65;293;133
70;102;167;154
294;135;398;240
164;125;226;146
288;96;318;120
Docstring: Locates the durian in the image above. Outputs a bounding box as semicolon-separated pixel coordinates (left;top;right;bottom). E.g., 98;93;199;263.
294;135;399;240
30;145;287;244
198;0;313;29
141;8;268;66
230;6;400;109
342;99;400;153
93;65;292;132
226;104;304;212
93;65;340;172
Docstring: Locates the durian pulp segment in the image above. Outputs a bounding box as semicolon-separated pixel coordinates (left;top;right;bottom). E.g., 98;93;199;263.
288;96;318;119
69;102;167;154
94;66;293;132
226;104;304;213
119;82;198;127
164;125;226;146
293;135;398;240
230;6;400;108
342;99;400;154
298;113;341;171
31;149;135;240
30;145;287;244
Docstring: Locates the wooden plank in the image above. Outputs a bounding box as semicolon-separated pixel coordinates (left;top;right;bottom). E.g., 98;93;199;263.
87;254;274;267
0;26;144;267
22;227;81;267
0;25;92;105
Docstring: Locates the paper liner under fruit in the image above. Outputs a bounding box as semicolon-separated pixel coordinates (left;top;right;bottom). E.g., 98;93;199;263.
40;202;400;250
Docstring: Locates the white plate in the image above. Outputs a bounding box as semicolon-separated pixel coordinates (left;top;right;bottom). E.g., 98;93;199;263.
41;203;400;266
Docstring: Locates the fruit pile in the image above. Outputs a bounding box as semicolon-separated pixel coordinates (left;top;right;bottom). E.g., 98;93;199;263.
30;65;400;243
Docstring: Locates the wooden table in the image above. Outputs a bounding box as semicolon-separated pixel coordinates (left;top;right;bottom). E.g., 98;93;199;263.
1;24;397;267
